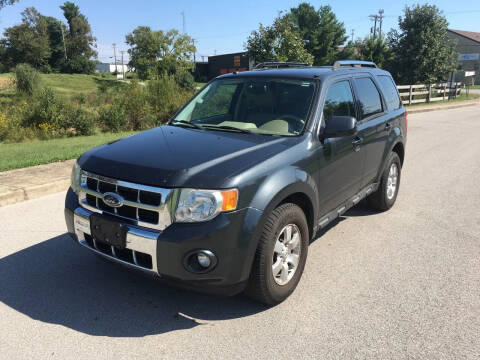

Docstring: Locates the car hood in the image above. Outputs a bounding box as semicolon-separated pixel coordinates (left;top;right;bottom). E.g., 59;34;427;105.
78;125;298;188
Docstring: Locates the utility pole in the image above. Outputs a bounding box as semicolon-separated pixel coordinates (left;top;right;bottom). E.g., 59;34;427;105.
120;51;126;79
378;9;384;37
60;24;68;60
192;39;196;63
369;14;378;38
181;11;185;33
112;43;117;73
350;29;355;43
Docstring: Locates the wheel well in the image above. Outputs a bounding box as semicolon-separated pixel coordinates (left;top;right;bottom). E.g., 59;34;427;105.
392;142;404;165
279;192;314;240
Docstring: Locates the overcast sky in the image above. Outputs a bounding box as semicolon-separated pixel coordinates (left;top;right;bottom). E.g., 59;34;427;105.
1;0;479;63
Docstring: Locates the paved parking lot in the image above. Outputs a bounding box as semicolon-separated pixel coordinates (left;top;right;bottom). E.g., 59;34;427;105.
0;106;479;359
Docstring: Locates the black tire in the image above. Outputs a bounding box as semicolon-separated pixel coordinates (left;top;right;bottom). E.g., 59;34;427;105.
366;152;402;211
246;203;309;305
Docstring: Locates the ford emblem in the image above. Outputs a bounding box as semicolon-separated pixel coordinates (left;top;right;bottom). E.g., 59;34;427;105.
102;192;123;208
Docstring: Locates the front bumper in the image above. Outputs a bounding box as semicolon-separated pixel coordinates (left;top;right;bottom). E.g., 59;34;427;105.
65;188;263;295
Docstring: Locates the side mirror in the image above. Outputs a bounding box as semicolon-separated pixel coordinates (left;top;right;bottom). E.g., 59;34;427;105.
322;116;357;138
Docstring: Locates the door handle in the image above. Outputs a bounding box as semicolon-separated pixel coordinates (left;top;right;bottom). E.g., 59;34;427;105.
385;122;392;131
352;136;363;152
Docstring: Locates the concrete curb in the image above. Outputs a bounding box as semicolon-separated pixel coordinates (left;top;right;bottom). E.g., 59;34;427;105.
0;159;74;207
0;179;70;207
406;100;480;114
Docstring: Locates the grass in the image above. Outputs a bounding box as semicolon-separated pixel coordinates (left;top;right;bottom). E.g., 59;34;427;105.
0;131;136;172
0;72;126;99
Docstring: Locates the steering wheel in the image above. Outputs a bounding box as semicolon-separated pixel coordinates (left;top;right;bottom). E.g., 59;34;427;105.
278;114;305;132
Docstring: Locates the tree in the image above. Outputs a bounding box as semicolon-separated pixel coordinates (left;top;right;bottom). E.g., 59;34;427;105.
59;1;97;73
0;0;19;10
1;7;51;70
388;4;457;84
355;36;392;68
126;27;196;80
245;15;313;65
246;3;348;66
43;16;67;71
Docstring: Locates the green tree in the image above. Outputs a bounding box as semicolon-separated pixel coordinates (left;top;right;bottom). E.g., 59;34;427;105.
43;16;67;71
355;36;392;68
245;15;313;65
0;0;19;10
59;1;97;73
388;4;457;84
125;27;196;80
1;7;51;70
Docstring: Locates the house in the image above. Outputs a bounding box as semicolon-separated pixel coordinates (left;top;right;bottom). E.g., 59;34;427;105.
447;29;480;85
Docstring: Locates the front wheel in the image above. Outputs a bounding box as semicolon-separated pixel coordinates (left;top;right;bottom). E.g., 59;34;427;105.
246;203;309;305
367;152;402;211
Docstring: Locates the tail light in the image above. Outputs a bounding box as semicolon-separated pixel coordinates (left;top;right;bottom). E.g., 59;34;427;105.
405;112;408;134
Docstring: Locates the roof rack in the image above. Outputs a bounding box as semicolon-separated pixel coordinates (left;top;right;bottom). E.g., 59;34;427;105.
333;60;377;70
254;62;309;70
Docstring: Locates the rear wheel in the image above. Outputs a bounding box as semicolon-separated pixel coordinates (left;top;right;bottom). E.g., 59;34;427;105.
367;152;402;211
246;203;309;305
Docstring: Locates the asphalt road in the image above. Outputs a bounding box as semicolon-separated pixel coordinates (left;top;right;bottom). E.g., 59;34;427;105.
1;106;479;359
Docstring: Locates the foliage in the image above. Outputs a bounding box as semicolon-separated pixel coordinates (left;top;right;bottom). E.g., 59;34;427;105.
174;69;195;90
387;4;457;84
98;104;126;132
1;7;51;70
289;3;348;65
1;2;96;74
246;3;347;66
354;36;393;68
0;0;18;10
126;26;196;80
245;15;313;65
15;63;40;95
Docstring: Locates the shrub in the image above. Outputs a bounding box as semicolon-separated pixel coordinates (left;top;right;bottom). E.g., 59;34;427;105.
123;79;149;130
99;103;126;132
174;70;195;91
61;56;96;74
24;87;67;130
67;106;95;136
147;75;191;125
15;63;40;95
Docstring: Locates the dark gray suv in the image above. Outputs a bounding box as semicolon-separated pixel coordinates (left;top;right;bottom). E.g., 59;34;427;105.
65;60;407;304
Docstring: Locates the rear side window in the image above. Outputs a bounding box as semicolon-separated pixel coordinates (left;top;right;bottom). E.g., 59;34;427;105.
377;75;401;110
355;77;383;119
323;81;356;123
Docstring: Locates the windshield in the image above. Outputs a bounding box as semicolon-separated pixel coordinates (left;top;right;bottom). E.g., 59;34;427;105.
173;78;316;136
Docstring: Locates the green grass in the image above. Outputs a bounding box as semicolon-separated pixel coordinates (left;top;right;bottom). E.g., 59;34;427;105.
0;131;136;172
0;72;126;99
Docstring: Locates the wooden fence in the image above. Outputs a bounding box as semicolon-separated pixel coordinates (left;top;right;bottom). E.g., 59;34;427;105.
397;83;462;105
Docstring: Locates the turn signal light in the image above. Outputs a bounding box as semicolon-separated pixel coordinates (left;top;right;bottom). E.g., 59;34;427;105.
221;189;239;211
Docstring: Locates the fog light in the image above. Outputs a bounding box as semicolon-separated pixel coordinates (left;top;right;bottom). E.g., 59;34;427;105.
197;252;211;268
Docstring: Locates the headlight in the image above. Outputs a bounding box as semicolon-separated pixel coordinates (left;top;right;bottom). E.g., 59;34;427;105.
175;189;238;223
71;161;81;194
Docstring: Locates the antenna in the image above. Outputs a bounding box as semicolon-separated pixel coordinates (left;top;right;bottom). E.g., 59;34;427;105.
181;11;185;33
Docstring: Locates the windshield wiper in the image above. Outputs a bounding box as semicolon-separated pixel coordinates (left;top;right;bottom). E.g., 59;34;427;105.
201;125;253;134
170;120;203;130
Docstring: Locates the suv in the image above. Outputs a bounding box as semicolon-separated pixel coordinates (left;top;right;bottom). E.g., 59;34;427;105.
65;60;407;305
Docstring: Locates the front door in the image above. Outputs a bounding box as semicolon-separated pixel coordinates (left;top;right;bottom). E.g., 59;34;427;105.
315;79;366;216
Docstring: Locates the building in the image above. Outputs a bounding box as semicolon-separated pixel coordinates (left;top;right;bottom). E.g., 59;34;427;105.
447;29;480;85
95;63;130;74
207;52;252;80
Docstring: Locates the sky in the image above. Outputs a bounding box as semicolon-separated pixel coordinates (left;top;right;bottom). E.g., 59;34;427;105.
1;0;479;64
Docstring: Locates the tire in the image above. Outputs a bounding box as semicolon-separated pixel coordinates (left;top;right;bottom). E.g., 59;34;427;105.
366;152;402;211
246;203;309;305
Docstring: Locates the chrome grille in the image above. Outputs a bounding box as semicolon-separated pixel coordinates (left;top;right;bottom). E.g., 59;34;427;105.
78;170;176;231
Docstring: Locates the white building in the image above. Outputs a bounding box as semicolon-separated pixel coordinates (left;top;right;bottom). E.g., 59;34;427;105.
95;63;130;74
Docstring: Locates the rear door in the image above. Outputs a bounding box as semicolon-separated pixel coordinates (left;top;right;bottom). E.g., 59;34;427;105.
352;76;390;188
316;78;366;215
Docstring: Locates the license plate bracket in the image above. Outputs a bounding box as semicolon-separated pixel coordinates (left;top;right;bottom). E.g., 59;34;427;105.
90;214;127;249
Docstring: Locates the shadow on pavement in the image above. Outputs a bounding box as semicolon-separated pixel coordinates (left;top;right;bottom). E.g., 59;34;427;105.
311;200;378;243
0;234;267;337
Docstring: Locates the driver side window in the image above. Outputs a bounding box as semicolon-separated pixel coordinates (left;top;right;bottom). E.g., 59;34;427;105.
323;81;356;124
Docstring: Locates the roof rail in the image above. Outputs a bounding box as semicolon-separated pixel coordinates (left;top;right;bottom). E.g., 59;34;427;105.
333;60;377;70
254;62;309;69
